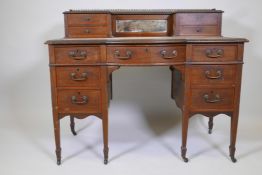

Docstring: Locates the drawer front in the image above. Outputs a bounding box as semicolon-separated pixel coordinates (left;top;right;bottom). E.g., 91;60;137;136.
55;46;100;64
107;46;149;63
67;14;108;26
176;13;220;26
190;88;235;110
107;45;186;64
191;45;238;62
176;25;219;36
67;26;108;38
58;89;101;113
150;46;186;62
56;67;101;87
190;65;237;85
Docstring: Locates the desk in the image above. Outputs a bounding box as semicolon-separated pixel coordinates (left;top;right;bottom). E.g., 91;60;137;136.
46;9;248;165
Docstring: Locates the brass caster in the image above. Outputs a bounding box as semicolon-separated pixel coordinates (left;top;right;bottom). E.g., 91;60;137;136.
208;129;212;134
72;130;77;136
57;160;61;165
104;159;108;165
231;156;237;163
182;157;189;163
181;146;188;163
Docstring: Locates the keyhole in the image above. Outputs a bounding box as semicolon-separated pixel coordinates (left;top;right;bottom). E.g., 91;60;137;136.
76;68;80;72
196;28;201;33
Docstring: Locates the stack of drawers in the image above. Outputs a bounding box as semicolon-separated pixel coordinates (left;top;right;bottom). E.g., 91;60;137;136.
50;46;103;116
188;44;242;112
65;13;110;38
175;12;221;36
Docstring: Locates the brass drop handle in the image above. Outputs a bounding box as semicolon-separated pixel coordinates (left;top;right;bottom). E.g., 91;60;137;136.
205;48;224;58
196;27;202;33
85;29;90;33
71;95;88;105
203;93;222;103
68;50;87;60
205;70;222;79
160;50;178;59
114;50;133;60
84;17;91;21
70;72;88;81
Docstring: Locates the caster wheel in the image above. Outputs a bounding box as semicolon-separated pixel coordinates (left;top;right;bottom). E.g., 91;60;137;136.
57;160;61;165
208;129;212;134
231;157;237;163
104;159;108;165
182;157;189;163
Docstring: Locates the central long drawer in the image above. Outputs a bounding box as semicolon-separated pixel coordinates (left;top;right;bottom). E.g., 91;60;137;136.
107;45;186;64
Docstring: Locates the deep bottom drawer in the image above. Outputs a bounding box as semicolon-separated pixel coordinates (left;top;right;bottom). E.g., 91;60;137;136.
57;89;101;113
190;87;235;110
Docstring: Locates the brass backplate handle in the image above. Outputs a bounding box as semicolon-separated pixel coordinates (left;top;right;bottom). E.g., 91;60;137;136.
205;48;224;58
203;93;222;103
84;17;91;21
205;70;222;79
70;72;88;81
160;50;178;59
71;95;88;105
68;50;87;60
114;50;133;60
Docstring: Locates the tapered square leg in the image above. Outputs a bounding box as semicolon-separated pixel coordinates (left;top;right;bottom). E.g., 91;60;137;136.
181;146;188;162
229;145;237;163
70;116;77;136
102;114;109;164
53;112;61;165
103;147;109;165
181;111;189;162
208;117;214;134
56;148;61;165
229;112;239;163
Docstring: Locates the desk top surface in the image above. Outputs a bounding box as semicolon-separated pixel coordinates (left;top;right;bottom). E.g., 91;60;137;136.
46;36;248;45
63;9;223;14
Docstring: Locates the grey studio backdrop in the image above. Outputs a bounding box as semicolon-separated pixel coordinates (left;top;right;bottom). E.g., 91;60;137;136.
0;0;261;175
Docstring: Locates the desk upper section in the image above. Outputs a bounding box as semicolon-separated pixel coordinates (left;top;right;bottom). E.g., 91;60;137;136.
63;9;224;38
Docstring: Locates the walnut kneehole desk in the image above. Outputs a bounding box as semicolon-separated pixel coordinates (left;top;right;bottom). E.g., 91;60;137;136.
45;9;248;165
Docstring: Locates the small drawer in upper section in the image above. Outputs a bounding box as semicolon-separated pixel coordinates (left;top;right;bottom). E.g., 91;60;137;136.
176;25;219;36
54;46;100;64
67;26;108;38
175;13;222;36
189;65;238;85
66;14;108;26
107;45;186;64
189;44;239;62
65;13;109;38
56;67;101;88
